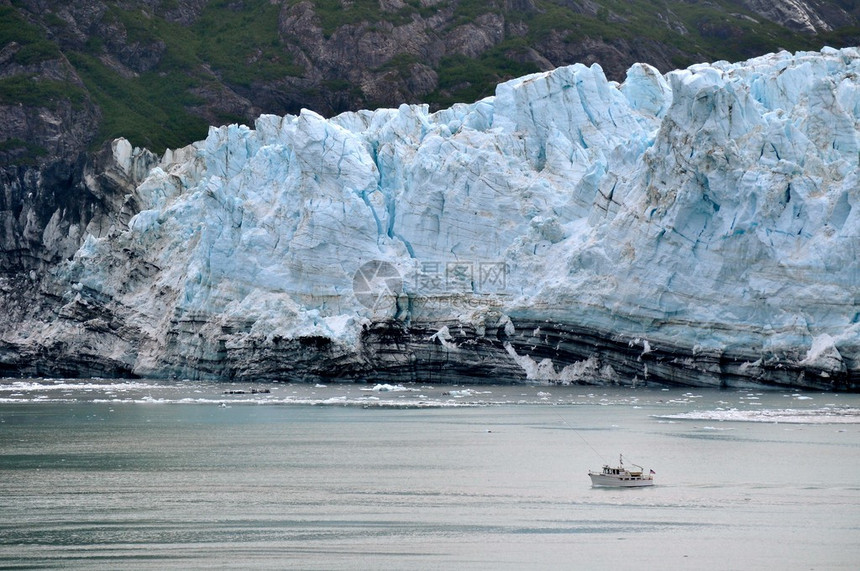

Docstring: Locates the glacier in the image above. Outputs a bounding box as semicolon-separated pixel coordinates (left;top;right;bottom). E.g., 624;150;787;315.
4;47;859;389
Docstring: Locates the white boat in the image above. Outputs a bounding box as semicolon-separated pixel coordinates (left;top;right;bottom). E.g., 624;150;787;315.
588;455;655;487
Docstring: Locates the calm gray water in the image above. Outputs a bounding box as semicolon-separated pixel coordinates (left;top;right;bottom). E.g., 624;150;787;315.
1;380;858;569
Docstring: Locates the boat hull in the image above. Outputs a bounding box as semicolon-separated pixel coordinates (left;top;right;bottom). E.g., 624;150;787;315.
588;473;654;487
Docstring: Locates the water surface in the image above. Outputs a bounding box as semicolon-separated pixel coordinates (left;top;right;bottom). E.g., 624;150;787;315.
1;380;858;569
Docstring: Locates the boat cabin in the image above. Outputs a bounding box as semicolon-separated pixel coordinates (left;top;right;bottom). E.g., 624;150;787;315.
601;465;644;479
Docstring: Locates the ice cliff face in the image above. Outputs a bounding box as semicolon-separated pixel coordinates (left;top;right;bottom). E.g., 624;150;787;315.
5;47;858;389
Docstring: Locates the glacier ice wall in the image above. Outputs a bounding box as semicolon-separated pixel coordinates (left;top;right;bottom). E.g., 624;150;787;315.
13;48;860;388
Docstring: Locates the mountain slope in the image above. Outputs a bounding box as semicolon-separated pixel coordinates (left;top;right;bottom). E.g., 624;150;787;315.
2;0;859;155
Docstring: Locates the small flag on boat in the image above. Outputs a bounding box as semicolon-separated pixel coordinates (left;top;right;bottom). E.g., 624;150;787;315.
650;469;656;474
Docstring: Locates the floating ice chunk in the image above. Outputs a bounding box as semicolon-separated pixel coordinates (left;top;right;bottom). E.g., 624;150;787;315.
443;389;489;397
364;384;416;392
655;407;860;424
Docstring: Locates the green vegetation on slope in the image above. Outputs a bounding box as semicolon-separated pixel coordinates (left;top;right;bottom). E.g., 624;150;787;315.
194;0;303;86
67;52;208;151
66;0;302;150
0;5;61;65
428;44;543;108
